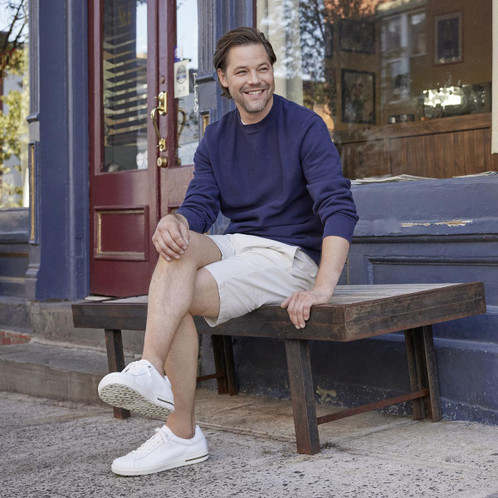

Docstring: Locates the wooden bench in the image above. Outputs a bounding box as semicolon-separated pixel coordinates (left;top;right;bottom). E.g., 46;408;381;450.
72;282;486;455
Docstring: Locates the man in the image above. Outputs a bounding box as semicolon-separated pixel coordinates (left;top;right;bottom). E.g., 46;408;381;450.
98;27;358;476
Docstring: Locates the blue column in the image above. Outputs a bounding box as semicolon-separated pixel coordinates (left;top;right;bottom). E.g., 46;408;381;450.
26;0;89;300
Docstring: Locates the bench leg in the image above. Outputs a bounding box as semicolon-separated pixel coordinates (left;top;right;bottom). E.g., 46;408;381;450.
285;339;320;455
222;335;238;395
210;335;238;395
404;326;441;422
422;326;442;421
211;335;228;394
104;329;130;420
404;328;425;419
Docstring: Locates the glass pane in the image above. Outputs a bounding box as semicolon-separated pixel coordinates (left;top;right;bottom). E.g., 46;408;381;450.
257;0;493;180
176;0;199;166
102;0;147;172
0;3;29;208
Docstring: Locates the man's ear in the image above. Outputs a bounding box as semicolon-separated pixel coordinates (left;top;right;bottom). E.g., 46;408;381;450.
217;68;228;89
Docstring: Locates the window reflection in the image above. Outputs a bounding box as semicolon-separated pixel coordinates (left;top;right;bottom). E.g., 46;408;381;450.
102;0;147;172
0;2;29;207
257;0;493;179
176;0;199;166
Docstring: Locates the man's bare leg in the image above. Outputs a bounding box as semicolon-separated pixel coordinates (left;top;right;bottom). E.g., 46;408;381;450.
163;267;220;438
141;231;221;438
161;314;198;438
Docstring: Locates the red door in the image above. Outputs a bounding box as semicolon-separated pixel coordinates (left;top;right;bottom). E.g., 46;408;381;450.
88;0;196;296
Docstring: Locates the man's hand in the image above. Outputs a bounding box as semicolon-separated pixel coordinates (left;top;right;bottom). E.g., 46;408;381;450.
281;287;333;329
152;213;190;262
281;236;350;329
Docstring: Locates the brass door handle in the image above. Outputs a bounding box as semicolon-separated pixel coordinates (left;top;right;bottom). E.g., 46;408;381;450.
151;91;167;153
151;94;188;168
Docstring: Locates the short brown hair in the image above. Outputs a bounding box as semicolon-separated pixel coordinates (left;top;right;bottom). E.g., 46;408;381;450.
213;27;277;99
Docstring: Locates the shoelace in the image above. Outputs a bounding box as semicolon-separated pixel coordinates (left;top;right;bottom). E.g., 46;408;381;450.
123;360;153;381
132;428;171;455
123;360;171;393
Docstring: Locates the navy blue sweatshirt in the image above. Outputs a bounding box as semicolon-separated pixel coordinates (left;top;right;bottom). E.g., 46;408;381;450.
177;94;358;265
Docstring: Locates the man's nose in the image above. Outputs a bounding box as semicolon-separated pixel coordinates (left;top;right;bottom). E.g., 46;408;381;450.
247;69;261;84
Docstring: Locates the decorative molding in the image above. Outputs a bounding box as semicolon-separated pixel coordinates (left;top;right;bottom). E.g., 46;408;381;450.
94;207;149;261
364;255;498;289
353;234;498;244
367;255;498;265
28;142;38;243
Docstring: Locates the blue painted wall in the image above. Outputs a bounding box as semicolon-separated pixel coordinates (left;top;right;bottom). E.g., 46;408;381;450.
347;177;498;423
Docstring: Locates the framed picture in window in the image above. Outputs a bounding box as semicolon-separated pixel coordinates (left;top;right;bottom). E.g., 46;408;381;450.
434;12;462;65
339;19;375;54
200;110;210;137
341;69;376;124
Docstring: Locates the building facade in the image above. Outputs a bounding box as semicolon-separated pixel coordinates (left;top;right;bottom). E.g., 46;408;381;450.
0;0;496;423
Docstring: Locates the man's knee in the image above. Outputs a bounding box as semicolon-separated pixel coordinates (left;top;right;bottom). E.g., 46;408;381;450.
157;231;221;269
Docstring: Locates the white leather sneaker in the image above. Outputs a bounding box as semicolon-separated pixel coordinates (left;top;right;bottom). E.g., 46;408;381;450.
98;359;174;419
111;425;209;476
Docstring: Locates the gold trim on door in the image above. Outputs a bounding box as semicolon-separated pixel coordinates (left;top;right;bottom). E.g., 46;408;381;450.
95;208;148;261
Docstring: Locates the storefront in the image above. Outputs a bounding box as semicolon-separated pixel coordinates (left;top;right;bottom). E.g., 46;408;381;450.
0;0;496;423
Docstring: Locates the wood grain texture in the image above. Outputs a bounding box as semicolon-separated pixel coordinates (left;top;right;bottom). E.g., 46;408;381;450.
285;339;320;454
73;283;486;342
335;113;494;179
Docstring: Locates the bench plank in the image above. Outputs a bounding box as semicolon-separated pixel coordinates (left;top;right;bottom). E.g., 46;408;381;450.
72;283;486;341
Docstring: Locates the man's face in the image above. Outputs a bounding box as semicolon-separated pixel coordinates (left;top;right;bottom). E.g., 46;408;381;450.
217;43;275;124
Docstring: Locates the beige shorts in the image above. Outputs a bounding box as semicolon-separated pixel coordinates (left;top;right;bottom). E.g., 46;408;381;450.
204;234;318;327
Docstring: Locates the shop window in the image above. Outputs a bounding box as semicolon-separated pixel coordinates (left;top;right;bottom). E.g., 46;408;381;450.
0;0;29;207
257;0;496;180
102;0;148;172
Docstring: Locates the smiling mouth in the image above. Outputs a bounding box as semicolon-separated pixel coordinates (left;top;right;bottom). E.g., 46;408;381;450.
244;89;266;96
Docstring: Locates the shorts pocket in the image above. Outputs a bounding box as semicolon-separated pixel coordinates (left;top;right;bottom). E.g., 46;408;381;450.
291;249;318;283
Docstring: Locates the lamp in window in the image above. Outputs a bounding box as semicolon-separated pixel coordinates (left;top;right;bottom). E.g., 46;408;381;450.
423;86;465;118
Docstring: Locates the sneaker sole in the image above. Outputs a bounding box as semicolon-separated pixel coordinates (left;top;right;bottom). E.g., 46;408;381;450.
99;383;174;419
112;453;209;476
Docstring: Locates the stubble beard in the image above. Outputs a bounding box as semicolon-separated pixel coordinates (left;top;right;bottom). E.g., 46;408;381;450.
236;87;274;115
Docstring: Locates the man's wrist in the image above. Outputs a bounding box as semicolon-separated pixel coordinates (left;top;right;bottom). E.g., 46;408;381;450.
312;282;336;298
315;285;335;295
171;212;189;229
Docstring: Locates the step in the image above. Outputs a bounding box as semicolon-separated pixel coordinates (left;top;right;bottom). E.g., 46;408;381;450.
0;341;119;405
0;296;145;353
31;300;146;353
0;296;31;331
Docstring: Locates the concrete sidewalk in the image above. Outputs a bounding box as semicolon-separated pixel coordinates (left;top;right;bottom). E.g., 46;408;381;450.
1;389;497;498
